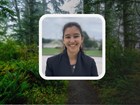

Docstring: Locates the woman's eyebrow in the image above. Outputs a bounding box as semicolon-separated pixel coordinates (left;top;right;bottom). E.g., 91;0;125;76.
73;33;80;35
64;34;71;37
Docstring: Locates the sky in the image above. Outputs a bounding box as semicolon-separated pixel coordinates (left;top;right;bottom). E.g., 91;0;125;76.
41;16;104;41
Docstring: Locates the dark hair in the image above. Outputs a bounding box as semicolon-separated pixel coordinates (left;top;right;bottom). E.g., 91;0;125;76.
62;22;83;39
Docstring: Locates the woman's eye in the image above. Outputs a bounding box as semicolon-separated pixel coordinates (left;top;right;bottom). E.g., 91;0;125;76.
74;36;79;38
65;36;70;39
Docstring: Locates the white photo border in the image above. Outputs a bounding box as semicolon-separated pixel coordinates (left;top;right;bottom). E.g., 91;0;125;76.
39;14;106;80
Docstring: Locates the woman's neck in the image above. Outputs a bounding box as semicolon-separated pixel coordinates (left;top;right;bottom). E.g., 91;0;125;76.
67;50;79;65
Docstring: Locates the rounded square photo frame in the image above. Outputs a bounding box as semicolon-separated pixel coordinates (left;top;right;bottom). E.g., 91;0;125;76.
39;14;106;80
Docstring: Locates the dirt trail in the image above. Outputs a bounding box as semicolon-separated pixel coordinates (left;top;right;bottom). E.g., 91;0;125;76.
67;80;100;104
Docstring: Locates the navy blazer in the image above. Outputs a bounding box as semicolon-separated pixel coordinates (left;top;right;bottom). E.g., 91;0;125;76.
45;49;98;76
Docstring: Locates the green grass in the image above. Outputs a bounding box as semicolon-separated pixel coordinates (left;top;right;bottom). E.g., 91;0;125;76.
42;48;62;55
84;50;102;57
43;48;102;57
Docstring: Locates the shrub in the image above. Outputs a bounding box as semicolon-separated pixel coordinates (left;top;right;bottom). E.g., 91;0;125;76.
0;40;19;61
0;59;68;104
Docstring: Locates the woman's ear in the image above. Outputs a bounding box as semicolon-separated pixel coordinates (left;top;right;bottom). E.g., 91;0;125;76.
82;36;84;43
81;37;84;49
61;41;66;51
62;40;65;45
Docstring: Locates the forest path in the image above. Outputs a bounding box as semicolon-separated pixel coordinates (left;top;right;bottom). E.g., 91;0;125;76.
67;80;100;104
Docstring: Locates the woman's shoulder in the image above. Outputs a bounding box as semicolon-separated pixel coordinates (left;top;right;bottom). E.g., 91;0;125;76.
81;52;95;62
81;53;97;69
48;53;62;61
47;53;63;62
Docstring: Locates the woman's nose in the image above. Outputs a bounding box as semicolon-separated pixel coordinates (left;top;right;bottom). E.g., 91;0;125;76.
69;37;75;43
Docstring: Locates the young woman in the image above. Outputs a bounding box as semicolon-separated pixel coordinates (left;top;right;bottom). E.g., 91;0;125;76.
45;22;98;76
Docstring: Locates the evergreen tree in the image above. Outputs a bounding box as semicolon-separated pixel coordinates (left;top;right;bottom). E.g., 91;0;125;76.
0;0;15;41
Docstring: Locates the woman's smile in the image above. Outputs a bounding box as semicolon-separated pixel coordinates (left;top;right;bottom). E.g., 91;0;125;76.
69;43;78;47
68;43;79;52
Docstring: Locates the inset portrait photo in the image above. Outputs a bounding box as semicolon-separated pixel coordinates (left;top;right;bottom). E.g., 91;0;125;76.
39;14;105;80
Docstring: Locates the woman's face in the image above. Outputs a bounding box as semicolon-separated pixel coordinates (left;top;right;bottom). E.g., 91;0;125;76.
63;26;83;54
